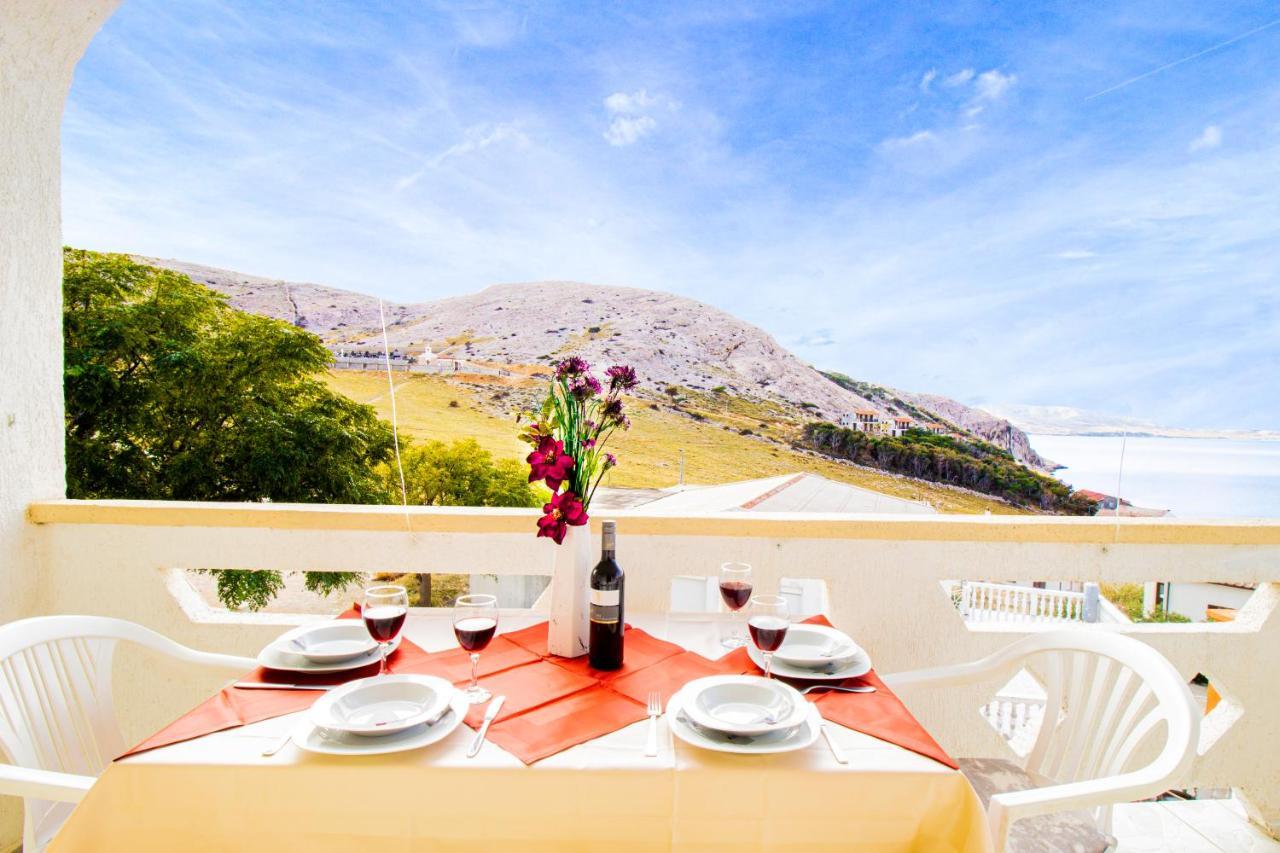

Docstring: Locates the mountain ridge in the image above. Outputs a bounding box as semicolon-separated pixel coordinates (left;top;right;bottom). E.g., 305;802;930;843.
134;254;1051;469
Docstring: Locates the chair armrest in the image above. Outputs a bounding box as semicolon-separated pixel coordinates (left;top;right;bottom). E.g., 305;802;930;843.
986;769;1175;845
883;656;1017;690
0;764;94;802
185;651;259;673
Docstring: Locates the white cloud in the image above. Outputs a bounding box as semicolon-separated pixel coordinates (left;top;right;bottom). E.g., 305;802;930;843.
604;90;662;115
974;69;1016;102
604;114;657;146
394;122;527;191
943;68;974;87
601;89;677;146
919;68;937;93
1055;249;1097;260
1189;124;1222;152
879;129;936;150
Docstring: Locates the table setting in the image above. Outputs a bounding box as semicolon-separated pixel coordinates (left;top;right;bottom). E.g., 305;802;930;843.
50;566;989;851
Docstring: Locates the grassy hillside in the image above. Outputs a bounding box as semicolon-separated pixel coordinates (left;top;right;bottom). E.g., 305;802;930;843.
324;371;1029;515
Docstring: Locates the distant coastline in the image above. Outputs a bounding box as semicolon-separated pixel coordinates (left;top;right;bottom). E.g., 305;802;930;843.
1031;434;1280;519
979;403;1279;443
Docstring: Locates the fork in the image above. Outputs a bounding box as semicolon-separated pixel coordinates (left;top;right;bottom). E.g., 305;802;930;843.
802;684;876;695
644;692;662;757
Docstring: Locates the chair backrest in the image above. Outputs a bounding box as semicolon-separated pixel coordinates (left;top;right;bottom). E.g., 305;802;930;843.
0;617;132;782
999;630;1198;829
0;615;254;846
1019;631;1195;783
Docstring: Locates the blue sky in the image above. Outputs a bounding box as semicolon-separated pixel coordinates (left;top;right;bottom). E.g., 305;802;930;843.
64;1;1279;430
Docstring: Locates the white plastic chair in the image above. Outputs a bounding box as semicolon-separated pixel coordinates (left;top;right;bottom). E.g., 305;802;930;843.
0;616;257;851
885;630;1198;853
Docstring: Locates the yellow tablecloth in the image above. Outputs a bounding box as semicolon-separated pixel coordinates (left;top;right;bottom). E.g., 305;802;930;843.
50;615;992;852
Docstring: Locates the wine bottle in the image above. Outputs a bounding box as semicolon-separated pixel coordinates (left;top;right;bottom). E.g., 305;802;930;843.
588;520;624;670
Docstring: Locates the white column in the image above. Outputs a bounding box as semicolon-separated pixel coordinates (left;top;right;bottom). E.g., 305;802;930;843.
0;0;120;844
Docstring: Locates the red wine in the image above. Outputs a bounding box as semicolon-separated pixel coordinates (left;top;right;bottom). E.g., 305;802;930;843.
589;521;624;670
363;605;407;643
454;616;497;651
748;616;789;652
719;580;753;610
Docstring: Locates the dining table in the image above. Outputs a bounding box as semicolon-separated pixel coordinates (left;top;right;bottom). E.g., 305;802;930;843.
48;612;993;852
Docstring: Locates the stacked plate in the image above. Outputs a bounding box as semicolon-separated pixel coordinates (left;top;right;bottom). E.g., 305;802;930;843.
258;621;399;674
667;675;821;754
290;675;467;756
746;623;873;681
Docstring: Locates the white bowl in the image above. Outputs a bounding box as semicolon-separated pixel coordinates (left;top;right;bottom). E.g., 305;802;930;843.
281;622;378;664
308;675;453;738
681;675;809;737
771;624;861;669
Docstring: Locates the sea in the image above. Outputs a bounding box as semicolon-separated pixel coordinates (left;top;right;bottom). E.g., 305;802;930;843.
1029;435;1280;519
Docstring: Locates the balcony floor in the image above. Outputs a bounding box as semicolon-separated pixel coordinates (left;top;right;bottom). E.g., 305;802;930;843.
1114;799;1279;851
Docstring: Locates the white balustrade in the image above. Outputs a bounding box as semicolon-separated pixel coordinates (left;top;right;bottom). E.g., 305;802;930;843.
959;581;1102;624
19;501;1280;835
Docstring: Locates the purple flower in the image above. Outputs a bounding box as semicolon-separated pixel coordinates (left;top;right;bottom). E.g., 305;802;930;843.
605;364;638;392
556;356;590;378
600;397;625;427
604;453;617;469
569;375;602;400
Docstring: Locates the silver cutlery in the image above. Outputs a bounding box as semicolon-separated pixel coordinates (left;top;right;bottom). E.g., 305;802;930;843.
820;724;848;764
261;733;293;757
644;692;663;757
467;695;505;758
233;681;336;691
801;685;876;695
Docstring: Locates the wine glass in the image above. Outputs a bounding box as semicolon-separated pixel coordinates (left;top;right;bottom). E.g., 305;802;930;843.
747;594;790;679
454;594;498;704
362;584;408;676
718;562;753;649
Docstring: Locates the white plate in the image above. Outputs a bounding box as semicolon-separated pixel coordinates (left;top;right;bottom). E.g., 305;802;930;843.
771;624;862;669
258;627;401;674
283;622;378;664
309;675;453;737
747;641;873;682
682;675;809;737
291;690;468;756
667;688;821;755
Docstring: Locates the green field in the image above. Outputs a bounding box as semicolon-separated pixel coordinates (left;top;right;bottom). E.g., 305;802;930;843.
324;371;1029;515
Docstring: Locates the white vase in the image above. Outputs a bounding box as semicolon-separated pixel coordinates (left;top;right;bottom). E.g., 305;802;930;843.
547;524;592;658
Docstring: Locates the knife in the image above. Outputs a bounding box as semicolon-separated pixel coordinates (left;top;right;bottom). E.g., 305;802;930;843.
821;723;848;764
233;682;336;691
467;695;505;758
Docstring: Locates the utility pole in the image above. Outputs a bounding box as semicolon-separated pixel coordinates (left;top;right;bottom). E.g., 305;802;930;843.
679;449;685;487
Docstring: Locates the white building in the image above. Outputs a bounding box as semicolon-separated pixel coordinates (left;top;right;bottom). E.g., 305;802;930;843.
837;408;882;433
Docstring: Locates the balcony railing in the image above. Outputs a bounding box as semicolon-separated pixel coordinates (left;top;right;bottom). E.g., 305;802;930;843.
24;499;1280;834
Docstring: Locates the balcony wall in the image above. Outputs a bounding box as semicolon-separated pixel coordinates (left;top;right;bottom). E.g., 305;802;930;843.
24;499;1280;836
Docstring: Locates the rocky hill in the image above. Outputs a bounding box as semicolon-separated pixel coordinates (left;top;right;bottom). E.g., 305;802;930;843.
135;255;1050;469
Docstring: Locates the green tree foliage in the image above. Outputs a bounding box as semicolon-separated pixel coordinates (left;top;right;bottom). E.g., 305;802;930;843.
63;248;398;608
800;422;1098;515
383;438;541;509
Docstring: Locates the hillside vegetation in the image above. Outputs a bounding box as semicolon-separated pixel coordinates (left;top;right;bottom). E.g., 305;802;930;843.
800;422;1096;514
324;371;1032;514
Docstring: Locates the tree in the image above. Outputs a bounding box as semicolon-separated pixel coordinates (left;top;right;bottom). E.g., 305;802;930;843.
378;438;542;605
63;248;398;608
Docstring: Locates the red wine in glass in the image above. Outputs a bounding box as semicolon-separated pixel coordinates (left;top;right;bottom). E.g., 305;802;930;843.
453;616;497;652
748;616;789;652
719;580;753;610
363;605;407;643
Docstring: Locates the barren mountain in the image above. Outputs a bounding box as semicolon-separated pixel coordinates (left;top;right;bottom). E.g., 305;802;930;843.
136;255;1049;468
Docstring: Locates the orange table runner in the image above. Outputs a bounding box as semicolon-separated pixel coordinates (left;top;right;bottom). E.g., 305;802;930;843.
121;612;954;768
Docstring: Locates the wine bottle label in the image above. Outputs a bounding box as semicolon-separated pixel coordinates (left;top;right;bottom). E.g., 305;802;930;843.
590;603;620;624
590;588;620;606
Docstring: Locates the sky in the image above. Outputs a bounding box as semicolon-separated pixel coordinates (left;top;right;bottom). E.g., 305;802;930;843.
63;1;1280;431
